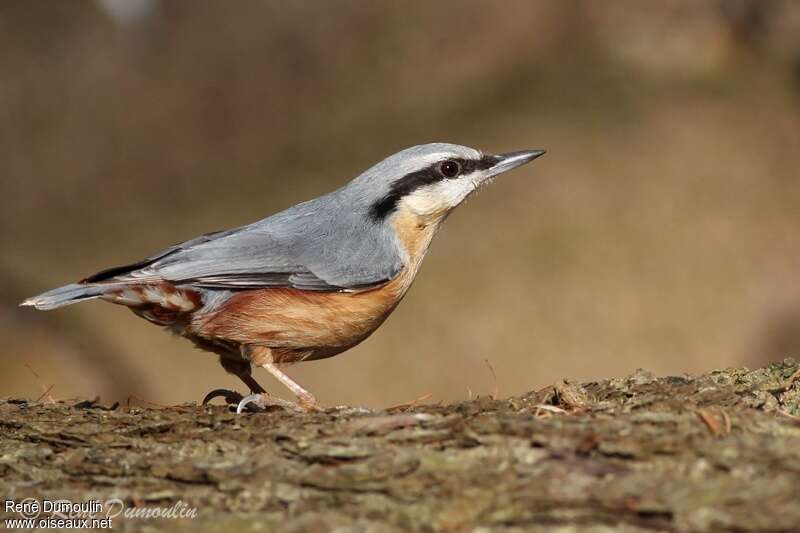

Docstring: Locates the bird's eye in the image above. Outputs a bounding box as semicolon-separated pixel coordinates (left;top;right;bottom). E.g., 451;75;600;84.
439;160;461;178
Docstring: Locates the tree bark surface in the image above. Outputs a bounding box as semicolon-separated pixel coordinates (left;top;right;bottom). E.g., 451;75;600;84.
2;360;800;532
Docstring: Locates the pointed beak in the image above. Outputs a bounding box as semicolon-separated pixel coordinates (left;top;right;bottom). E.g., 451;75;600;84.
486;149;546;178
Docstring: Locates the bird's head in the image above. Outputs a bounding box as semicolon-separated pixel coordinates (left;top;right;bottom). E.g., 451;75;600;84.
351;143;545;224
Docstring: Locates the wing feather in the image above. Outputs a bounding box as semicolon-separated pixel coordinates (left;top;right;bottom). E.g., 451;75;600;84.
88;194;403;292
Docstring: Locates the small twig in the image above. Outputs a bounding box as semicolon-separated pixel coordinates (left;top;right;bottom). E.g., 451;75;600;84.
697;409;727;436
721;408;732;434
697;409;721;436
35;384;56;404
484;359;499;400
766;368;800;397
386;393;433;412
25;364;57;404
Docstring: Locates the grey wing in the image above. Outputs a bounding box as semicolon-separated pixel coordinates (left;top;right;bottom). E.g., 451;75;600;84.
82;229;233;283
91;197;404;292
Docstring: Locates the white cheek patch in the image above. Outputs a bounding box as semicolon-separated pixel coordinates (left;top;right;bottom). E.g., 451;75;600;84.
401;172;481;216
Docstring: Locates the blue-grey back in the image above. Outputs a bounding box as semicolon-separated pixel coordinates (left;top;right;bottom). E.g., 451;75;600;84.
136;189;403;290
127;143;480;291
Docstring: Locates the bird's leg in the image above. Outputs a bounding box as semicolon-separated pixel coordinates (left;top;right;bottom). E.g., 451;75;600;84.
260;361;322;411
203;357;266;407
236;371;267;395
236;346;323;413
207;357;302;412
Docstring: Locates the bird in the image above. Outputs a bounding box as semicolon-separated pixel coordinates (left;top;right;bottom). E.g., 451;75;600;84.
22;143;545;413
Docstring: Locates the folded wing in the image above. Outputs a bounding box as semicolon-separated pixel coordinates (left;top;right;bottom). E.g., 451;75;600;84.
85;195;404;292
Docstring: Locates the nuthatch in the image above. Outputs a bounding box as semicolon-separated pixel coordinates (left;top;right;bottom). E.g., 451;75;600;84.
22;143;544;412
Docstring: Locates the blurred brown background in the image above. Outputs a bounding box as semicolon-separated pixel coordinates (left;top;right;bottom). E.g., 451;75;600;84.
2;0;800;407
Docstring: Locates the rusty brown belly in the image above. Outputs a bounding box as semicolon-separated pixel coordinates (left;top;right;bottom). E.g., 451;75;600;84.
190;272;410;363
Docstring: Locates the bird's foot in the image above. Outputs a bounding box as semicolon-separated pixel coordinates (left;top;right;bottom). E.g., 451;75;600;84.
202;388;245;406
236;393;315;414
296;391;323;412
202;389;288;413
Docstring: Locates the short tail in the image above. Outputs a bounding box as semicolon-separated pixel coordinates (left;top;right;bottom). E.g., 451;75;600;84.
20;283;110;310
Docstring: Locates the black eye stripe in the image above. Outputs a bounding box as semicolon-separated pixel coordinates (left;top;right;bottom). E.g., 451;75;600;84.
369;154;498;220
458;155;498;173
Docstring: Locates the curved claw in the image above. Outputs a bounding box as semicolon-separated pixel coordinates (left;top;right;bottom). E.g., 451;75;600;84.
202;388;245;406
236;393;266;414
235;393;309;414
